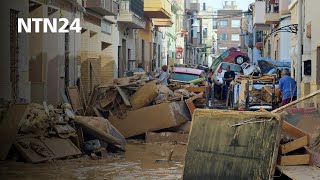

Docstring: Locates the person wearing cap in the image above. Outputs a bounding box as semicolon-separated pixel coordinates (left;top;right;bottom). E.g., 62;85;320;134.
277;69;297;106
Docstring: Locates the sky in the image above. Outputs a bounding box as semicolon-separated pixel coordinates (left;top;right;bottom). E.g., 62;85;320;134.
200;0;254;11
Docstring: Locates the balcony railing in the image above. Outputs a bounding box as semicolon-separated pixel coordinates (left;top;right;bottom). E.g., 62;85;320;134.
85;0;119;16
118;0;145;29
266;0;279;13
264;0;279;24
120;0;144;17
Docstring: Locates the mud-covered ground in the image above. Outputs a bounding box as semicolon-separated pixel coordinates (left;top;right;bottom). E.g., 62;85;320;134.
0;141;187;180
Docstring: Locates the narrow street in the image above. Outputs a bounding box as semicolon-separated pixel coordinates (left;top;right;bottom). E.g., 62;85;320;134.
1;0;320;179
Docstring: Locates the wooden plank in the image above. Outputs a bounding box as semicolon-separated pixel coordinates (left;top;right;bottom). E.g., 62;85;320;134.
280;136;308;154
67;86;84;115
277;165;320;180
76;126;84;149
272;89;320;113
282;121;310;140
183;109;282;179
14;136;55;163
14;136;82;163
0;104;29;160
109;102;189;138
42;137;82;158
93;107;103;117
185;86;206;93
185;92;204;115
238;80;248;107
116;86;131;106
278;154;310;166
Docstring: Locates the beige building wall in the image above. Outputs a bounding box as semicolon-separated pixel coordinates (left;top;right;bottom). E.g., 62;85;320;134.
290;0;320;96
80;14;115;101
305;0;320;93
137;21;153;72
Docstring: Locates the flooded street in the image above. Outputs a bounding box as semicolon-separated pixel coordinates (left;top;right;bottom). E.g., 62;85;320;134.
0;142;186;180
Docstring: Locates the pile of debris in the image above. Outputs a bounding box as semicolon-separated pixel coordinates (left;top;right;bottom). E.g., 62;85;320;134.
183;90;320;179
0;102;126;163
82;74;206;142
0;73;206;163
235;74;279;110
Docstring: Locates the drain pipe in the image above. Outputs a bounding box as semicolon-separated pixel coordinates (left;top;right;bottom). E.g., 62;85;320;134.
296;0;302;98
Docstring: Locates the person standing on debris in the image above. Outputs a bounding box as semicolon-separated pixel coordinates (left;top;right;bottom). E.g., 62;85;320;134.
157;65;169;86
278;69;297;106
208;69;213;84
223;65;235;99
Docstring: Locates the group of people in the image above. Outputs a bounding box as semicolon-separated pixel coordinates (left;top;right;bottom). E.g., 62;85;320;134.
208;65;297;107
139;63;297;107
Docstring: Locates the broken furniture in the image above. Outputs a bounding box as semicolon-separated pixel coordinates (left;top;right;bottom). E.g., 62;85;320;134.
184;109;282;179
109;101;189;138
0;104;29;160
14;135;82;163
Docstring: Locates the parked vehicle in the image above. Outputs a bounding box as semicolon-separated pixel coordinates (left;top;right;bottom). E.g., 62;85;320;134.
241;62;261;76
210;47;249;69
212;62;243;85
170;67;205;83
258;58;291;74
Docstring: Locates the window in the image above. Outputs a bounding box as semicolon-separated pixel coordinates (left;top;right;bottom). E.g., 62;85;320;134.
219;47;228;53
220;33;228;41
231;20;240;28
220;20;228;28
101;20;112;34
212;20;217;29
171;73;201;82
203;28;208;38
231;34;240;41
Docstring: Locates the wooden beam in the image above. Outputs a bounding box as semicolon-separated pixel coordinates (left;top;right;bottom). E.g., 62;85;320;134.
280;136;308;154
185;92;204;115
185;86;206;93
272;89;320;113
282;121;309;140
277;165;320;179
278;154;310;166
116;86;131;107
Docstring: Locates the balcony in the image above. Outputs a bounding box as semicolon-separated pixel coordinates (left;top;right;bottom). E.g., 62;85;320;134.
186;3;200;14
279;0;291;15
253;1;266;25
85;0;119;16
144;0;172;19
118;0;146;29
153;18;173;27
264;0;280;24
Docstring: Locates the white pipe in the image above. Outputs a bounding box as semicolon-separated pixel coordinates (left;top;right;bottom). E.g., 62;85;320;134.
296;0;302;98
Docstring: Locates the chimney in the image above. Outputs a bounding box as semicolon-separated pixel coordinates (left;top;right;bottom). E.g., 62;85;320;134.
231;1;236;7
203;3;206;11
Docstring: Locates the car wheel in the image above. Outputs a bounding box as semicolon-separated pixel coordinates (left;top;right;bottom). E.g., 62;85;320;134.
235;56;245;65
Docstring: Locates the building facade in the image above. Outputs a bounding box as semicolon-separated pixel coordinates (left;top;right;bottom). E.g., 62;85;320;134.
216;1;242;54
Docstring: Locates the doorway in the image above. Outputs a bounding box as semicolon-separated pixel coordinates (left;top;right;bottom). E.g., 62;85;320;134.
118;39;126;77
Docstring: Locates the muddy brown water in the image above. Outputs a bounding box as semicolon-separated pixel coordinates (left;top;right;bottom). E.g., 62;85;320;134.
0;142;186;180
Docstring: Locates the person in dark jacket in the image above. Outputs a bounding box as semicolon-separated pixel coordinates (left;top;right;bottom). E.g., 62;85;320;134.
223;65;235;99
